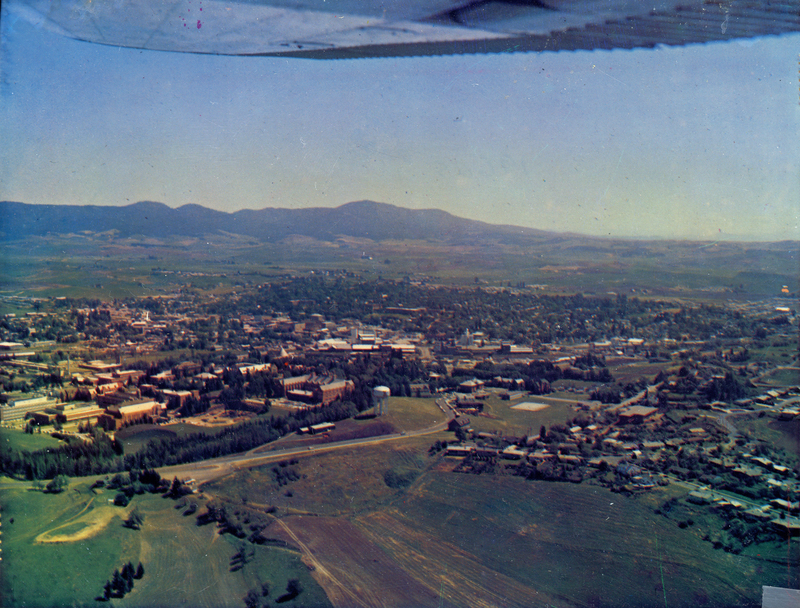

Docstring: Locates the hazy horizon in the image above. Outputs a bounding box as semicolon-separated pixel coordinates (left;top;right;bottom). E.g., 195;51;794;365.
2;0;799;242
5;198;799;245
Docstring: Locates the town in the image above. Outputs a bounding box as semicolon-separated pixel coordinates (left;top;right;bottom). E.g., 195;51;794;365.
1;275;798;606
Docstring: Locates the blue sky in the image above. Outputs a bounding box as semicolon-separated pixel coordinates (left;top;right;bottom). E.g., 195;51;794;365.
1;4;798;241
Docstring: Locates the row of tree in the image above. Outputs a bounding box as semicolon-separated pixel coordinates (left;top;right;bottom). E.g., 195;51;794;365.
97;561;144;601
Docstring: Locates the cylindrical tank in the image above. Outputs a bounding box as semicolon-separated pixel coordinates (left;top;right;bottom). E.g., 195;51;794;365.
373;385;390;415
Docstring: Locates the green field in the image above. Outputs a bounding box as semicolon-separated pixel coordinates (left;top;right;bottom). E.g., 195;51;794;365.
0;478;330;607
757;367;800;387
115;425;179;453
207;445;798;607
0;427;63;451
468;394;578;436
207;436;436;517
736;414;800;466
381;396;446;431
361;472;795;607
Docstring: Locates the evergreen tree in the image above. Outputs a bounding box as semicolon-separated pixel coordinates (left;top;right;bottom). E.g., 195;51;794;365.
111;569;124;596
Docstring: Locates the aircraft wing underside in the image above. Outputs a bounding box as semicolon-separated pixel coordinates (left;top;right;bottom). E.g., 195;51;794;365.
7;0;800;58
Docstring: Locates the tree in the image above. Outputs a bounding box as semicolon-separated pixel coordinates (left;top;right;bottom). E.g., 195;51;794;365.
46;474;69;493
122;562;135;592
135;562;145;579
168;476;184;498
285;579;303;598
243;589;260;608
124;508;145;530
111;569;124;596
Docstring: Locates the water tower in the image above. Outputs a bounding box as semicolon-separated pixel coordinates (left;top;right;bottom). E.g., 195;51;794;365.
373;386;390;416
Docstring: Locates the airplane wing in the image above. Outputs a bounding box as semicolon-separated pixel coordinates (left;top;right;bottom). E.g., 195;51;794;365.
7;0;800;58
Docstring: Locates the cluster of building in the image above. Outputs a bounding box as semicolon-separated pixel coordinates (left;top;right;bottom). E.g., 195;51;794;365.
281;375;355;406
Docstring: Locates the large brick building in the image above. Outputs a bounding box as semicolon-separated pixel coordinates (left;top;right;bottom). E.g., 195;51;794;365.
98;399;162;430
282;375;354;406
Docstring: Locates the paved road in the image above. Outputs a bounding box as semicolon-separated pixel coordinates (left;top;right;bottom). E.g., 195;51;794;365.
158;401;455;486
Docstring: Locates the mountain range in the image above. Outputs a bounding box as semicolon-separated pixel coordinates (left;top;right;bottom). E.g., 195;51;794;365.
0;200;798;282
1;200;796;295
0;200;559;246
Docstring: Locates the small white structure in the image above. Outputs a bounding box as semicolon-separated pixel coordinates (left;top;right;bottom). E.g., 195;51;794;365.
373;386;390;416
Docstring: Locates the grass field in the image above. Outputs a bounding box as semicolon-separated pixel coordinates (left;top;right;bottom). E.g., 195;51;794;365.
609;360;671;384
357;472;791;607
0;426;63;451
115;425;179;453
206;436;437;517
757;367;800;387
468;394;577;436
736;414;800;466
114;421;233;454
205;437;799;608
381;396;446;431
0;478;330;608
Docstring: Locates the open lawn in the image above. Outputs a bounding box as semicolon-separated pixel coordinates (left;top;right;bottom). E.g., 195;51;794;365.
207;437;438;517
1;479;330;607
469;394;577;436
0;426;63;451
380;396;446;431
737;414;800;466
757;367;800;387
609;360;672;384
115;424;178;453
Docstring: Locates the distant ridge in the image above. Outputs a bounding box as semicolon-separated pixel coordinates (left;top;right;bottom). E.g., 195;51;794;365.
0;200;560;245
1;200;796;298
1;201;796;254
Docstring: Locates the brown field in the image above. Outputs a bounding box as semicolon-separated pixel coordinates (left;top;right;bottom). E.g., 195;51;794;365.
353;509;565;608
35;503;125;544
265;516;438;608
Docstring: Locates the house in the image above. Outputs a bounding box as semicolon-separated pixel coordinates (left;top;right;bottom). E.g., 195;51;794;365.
98;399;161;430
0;396;59;422
458;378;485;393
770;518;800;537
618;405;658;424
448;416;470;432
501;446;528;460
315;380;354;405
